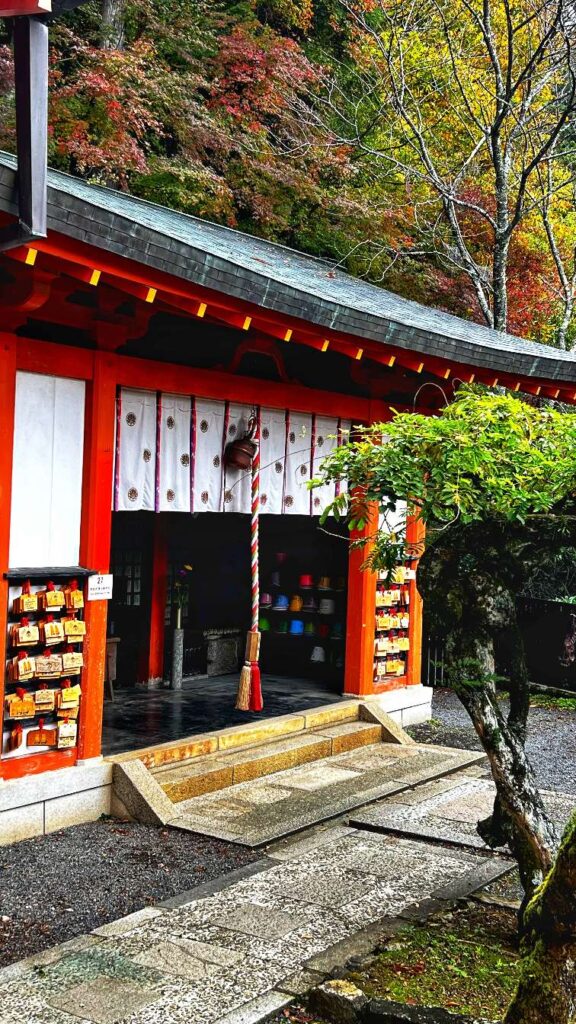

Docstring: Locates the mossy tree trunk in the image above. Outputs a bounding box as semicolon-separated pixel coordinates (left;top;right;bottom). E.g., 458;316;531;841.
504;813;576;1024
448;629;557;905
418;523;557;905
477;618;531;854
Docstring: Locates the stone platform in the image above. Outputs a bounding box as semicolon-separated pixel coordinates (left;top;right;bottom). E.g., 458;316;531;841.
167;743;486;845
349;771;576;851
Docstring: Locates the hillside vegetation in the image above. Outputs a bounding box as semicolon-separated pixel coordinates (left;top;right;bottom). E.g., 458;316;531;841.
1;0;575;344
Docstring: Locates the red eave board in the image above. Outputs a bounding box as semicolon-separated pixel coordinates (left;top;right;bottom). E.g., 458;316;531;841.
0;1;50;15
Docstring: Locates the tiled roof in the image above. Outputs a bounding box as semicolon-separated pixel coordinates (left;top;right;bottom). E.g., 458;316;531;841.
0;152;574;382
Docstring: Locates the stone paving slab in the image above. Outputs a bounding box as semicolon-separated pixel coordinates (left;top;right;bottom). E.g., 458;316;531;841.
0;827;511;1024
170;743;486;845
349;776;576;852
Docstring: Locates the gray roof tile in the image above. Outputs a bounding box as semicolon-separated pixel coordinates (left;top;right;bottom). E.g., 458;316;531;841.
0;152;574;383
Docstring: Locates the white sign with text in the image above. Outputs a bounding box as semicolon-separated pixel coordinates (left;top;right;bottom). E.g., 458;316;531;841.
87;574;114;601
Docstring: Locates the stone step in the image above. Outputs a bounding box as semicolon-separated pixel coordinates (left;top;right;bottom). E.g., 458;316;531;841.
110;704;422;836
170;745;488;847
156;720;383;803
311;720;383;755
110;700;362;770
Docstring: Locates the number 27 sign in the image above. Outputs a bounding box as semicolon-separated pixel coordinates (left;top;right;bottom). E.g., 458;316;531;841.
87;575;114;601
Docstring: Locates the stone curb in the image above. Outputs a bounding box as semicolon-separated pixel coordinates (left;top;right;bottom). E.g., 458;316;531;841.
310;981;498;1024
0;933;103;986
0;859;275;987
298;856;512;976
212;990;292;1024
294;863;512;1024
157;856;274;909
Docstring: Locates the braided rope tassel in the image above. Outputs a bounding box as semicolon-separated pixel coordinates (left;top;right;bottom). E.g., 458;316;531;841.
236;409;263;712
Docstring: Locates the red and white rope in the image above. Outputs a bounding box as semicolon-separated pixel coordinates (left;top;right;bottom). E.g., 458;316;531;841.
250;410;260;631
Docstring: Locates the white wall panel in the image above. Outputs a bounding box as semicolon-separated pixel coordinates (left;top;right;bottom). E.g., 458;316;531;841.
192;398;226;511
311;415;338;517
9;373;85;568
260;408;287;515
112;394;349;518
336;419;352;497
223;404;253;513
283;412;313;515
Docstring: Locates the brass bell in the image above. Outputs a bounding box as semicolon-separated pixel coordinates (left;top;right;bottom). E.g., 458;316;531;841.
224;415;258;469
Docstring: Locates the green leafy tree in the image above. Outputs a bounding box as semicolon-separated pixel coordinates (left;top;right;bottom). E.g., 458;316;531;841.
313;389;576;1023
300;0;576;345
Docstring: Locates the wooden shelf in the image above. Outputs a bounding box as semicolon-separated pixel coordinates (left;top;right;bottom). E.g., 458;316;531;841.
5;566;97;582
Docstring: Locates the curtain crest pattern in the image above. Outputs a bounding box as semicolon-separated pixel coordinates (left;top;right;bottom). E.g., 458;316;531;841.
114;388;351;515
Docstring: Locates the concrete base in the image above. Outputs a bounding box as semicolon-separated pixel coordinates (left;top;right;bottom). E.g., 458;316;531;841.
0;761;113;846
135;677;165;690
347;685;433;730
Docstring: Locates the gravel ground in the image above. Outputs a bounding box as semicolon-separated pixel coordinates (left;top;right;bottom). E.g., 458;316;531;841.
0;818;258;968
409;688;576;793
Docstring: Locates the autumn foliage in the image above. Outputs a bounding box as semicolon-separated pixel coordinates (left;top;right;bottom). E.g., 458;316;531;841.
0;0;573;344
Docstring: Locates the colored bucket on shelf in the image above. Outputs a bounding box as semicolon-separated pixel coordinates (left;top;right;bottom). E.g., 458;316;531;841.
289;619;304;636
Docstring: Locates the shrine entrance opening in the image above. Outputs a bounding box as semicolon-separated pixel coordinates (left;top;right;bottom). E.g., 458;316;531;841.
102;510;349;755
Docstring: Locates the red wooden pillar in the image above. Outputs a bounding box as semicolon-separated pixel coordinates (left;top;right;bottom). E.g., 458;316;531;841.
0;335;18;771
406;514;425;685
145;515;168;684
344;505;378;697
77;352;117;761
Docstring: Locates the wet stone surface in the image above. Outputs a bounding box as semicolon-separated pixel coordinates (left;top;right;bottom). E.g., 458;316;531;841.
0;828;511;1024
172;743;485;845
350;776;576;853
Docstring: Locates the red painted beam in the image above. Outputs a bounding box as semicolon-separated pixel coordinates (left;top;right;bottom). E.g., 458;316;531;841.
116;352;389;422
11;334;390;421
16;338;95;379
4;236;576;402
0;1;50;14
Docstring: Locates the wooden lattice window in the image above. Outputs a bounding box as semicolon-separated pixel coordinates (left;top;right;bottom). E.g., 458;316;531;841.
112;549;142;607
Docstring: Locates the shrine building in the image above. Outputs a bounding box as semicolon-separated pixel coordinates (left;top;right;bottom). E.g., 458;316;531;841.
0;152;574;839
